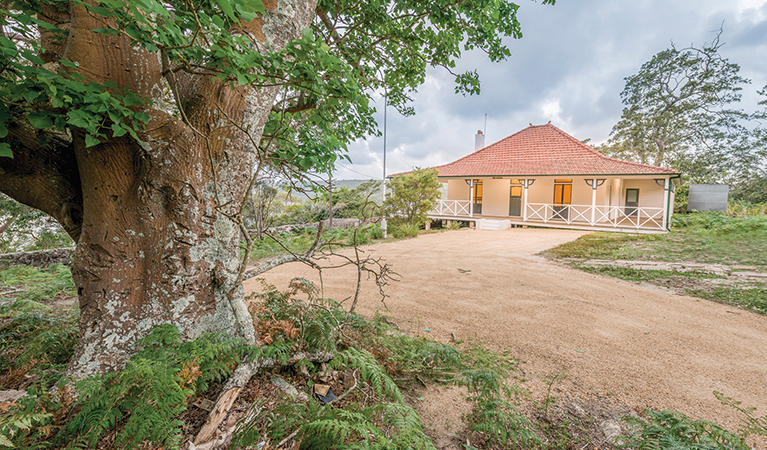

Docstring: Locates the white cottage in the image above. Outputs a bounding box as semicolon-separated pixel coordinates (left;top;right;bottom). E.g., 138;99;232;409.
427;123;681;232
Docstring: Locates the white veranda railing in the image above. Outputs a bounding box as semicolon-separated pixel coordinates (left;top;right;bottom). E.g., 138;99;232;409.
431;200;472;217
524;203;665;230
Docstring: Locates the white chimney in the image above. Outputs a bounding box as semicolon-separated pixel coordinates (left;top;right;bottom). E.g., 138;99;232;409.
475;130;485;151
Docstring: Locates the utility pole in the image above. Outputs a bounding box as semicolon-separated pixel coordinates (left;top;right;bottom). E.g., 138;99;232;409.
328;174;333;230
381;92;388;238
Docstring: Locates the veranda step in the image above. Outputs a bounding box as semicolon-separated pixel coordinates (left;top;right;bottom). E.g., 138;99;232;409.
476;219;511;230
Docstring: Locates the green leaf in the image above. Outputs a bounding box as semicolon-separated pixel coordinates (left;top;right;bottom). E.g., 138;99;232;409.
0;433;14;446
0;143;12;158
85;134;101;147
134;112;151;123
0;112;8;138
21;50;45;65
211;14;226;29
27;112;53;129
216;0;236;21
111;123;127;137
22;89;42;103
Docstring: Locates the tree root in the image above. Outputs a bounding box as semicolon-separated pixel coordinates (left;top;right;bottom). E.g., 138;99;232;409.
193;351;334;447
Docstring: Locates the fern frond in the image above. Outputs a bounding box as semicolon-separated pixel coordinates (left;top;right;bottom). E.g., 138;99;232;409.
470;398;542;449
330;348;402;403
0;409;52;447
618;410;748;450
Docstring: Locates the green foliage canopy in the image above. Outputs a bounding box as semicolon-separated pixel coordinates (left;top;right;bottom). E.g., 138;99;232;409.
0;0;550;174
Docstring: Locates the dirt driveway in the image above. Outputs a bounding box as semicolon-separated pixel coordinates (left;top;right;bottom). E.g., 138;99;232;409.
244;228;767;432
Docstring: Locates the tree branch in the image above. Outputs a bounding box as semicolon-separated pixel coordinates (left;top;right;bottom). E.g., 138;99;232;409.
0;120;82;241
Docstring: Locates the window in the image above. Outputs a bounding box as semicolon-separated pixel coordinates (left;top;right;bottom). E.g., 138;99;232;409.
553;180;572;205
473;179;483;205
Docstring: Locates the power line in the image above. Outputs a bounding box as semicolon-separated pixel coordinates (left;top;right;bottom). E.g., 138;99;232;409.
336;162;377;179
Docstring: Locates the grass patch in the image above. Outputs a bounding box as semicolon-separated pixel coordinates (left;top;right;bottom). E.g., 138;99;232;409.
575;266;725;283
543;232;656;260
0;264;75;306
686;285;767;315
546;211;767;314
545;211;767;269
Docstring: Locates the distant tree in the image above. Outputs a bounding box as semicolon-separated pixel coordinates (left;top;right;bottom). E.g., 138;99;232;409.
325;180;381;219
601;31;751;182
384;168;440;227
730;84;767;203
0;195;72;253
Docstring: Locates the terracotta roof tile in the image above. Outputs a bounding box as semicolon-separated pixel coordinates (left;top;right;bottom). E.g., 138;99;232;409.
432;123;680;177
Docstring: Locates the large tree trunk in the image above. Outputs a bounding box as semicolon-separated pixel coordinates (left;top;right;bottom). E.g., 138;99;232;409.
29;0;318;378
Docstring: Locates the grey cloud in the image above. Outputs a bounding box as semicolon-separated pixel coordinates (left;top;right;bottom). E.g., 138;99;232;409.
339;0;767;179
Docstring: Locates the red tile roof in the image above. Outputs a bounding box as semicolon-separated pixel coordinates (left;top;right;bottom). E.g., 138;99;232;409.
433;123;680;177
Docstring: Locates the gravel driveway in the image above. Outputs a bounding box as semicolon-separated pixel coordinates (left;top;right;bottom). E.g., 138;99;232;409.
245;228;767;433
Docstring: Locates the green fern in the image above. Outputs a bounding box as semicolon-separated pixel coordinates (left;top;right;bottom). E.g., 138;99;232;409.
58;324;246;450
266;399;435;450
254;279;347;353
301;409;379;448
0;409;52;448
716;391;767;438
329;347;402;403
253;340;294;366
0;311;78;379
368;402;435;449
618;410;749;450
469;397;542;449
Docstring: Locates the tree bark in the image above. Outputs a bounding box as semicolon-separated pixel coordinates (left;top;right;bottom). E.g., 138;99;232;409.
3;0;320;378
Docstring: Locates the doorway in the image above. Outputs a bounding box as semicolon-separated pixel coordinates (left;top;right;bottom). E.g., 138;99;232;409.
553;179;572;220
625;189;639;216
472;179;483;214
509;184;522;216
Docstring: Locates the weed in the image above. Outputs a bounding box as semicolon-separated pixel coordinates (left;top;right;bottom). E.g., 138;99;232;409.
540;369;568;421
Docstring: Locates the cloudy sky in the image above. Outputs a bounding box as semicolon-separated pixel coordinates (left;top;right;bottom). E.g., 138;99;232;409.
332;0;767;180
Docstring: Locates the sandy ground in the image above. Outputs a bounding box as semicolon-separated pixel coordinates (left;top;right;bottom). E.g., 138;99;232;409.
244;228;767;440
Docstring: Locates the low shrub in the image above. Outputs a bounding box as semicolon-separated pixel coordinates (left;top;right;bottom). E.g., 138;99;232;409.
391;223;420;238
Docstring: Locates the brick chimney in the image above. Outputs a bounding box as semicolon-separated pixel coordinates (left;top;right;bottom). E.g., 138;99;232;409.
475;130;485;151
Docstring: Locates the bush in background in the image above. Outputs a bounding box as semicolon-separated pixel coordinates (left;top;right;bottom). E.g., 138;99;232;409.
384;168;440;228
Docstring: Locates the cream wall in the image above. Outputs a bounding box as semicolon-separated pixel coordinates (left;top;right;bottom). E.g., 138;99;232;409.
525;177;608;206
482;178;511;216
622;179;664;209
527;178;553;204
446;179;470;201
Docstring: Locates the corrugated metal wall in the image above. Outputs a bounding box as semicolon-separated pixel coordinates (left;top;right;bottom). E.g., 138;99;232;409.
688;184;729;212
